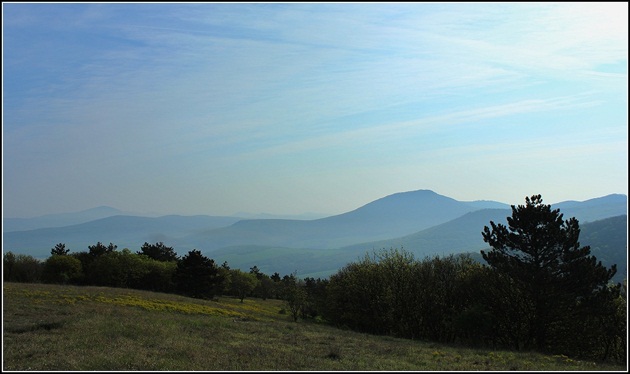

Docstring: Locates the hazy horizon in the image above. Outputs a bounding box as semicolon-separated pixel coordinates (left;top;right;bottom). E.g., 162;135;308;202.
3;189;627;220
3;3;628;218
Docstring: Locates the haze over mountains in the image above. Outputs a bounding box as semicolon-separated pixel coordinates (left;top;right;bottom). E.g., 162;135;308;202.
3;190;627;281
4;206;127;232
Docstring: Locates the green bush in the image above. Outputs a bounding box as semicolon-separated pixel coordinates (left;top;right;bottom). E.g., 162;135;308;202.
42;255;83;284
3;251;42;283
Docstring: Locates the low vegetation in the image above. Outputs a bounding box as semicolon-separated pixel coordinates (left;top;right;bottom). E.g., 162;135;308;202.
3;282;625;371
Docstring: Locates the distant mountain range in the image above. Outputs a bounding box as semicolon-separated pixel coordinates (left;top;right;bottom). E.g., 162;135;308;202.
3;190;627;281
231;212;331;220
184;190;496;251
4;206;127;232
204;214;628;283
3;215;242;257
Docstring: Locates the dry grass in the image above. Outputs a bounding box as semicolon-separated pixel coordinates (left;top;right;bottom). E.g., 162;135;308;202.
3;282;626;371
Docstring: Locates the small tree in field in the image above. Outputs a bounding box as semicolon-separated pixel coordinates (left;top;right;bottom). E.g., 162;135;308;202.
282;273;307;322
229;269;258;302
481;194;619;354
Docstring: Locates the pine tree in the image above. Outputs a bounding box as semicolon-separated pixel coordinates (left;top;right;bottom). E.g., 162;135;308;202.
173;249;222;299
137;242;178;262
481;194;618;353
51;243;70;256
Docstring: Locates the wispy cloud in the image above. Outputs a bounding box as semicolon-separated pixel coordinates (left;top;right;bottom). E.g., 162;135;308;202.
233;92;606;160
3;3;627;216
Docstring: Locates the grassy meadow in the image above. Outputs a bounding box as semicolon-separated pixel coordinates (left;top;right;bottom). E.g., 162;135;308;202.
3;282;626;371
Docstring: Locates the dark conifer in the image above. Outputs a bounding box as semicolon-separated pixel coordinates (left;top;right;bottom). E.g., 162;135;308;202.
481;194;618;353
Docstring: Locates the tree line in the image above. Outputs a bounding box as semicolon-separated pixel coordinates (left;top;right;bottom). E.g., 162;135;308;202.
3;195;626;363
3;242;311;307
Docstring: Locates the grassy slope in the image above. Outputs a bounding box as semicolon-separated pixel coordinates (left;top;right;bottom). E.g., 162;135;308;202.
3;282;626;371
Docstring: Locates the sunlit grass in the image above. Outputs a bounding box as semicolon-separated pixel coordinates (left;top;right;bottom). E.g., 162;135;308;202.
3;282;626;371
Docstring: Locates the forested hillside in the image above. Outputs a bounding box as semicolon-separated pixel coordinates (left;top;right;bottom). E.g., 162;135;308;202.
580;215;627;283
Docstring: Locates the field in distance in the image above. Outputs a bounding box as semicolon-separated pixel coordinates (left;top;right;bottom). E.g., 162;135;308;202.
3;282;626;371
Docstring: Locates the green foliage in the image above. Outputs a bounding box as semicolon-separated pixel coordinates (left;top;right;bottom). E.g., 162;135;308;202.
137;242;179;262
301;277;328;320
3;251;17;281
467;267;531;350
254;275;275;300
229;269;259;302
67;248;176;291
281;274;307;322
411;254;479;343
375;248;418;337
86;250;130;287
452;303;494;347
249;265;274;300
325;255;389;333
88;242;117;257
3;251;42;283
325;248;483;341
174;249;222;299
42;255;83;284
554;283;627;361
50;243;70;256
137;259;177;293
481;194;620;355
323;237;625;362
68;251;93;285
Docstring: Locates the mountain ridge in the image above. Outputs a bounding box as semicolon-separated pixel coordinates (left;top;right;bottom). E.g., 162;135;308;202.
3;190;627;266
188;189;489;251
4;190;625;232
3;206;126;232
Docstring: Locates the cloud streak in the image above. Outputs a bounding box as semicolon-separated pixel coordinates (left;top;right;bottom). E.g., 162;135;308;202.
3;3;627;217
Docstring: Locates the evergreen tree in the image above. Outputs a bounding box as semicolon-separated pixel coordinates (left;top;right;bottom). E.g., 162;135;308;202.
173;249;222;299
51;243;70;256
481;194;618;353
88;242;117;257
137;242;178;262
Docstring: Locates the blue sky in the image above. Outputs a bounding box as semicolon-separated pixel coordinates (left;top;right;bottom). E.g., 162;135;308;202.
2;2;628;218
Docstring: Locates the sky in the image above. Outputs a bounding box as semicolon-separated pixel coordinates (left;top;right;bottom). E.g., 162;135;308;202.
2;2;628;218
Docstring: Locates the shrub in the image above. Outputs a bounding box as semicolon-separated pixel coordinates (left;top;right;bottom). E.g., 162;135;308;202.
42;255;83;284
3;251;42;283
